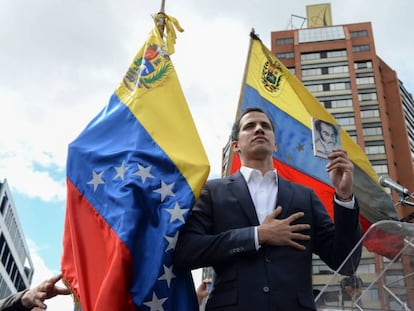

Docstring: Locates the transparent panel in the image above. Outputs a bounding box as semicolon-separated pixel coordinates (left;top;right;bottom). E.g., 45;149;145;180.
315;220;414;310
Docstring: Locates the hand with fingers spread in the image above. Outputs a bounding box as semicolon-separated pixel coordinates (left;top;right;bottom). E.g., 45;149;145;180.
21;274;71;309
257;206;311;250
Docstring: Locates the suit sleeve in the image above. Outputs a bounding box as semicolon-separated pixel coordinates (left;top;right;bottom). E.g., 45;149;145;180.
0;290;30;311
174;182;257;270
312;190;362;275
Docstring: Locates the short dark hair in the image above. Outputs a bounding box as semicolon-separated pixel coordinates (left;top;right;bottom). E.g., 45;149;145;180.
231;107;275;141
314;119;338;137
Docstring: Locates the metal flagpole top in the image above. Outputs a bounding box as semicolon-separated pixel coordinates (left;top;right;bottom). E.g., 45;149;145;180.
159;0;165;13
156;0;166;37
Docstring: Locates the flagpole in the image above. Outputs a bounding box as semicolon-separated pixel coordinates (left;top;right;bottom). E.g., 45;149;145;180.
224;28;256;177
156;0;166;37
160;0;165;12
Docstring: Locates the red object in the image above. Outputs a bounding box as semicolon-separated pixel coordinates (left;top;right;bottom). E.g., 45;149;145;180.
61;179;135;311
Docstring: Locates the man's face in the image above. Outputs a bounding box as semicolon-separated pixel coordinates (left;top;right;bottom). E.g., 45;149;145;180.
232;111;276;160
320;122;336;147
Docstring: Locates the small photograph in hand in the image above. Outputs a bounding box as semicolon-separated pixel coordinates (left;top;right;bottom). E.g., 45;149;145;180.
312;117;341;159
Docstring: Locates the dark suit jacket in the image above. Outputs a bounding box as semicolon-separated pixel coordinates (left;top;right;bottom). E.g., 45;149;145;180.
0;290;29;311
175;172;362;311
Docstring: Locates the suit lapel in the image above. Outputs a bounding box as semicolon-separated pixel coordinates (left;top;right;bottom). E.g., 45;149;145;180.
228;172;260;226
276;177;295;219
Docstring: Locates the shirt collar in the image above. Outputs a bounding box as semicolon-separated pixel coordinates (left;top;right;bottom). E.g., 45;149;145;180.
240;166;278;183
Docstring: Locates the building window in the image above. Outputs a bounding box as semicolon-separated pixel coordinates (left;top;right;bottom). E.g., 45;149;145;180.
330;82;351;90
0;194;8;214
306;84;324;92
327;50;347;58
356;77;375;85
322;98;353;108
363;127;382;136
350;30;368;38
303;65;349;76
329;65;349;74
6;258;14;274
365;145;385;154
276;37;293;45
336;117;355;126
361;109;380;118
331;99;353;108
0;235;5;257
276;52;294;59
288;67;296;74
1;245;10;268
301;50;346;61
352;45;370;52
359;92;377;101
373;164;388;174
0;278;11;302
306;82;351;92
323;100;332;108
302;68;321;77
298;26;346;43
301;52;320;61
354;61;372;69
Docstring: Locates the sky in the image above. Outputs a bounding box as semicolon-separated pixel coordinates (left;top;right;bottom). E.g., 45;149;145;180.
1;0;413;309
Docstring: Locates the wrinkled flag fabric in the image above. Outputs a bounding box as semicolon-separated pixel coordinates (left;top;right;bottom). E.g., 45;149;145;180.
229;33;396;232
62;15;210;311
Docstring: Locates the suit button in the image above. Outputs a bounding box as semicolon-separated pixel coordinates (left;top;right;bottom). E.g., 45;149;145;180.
265;257;271;263
263;286;270;293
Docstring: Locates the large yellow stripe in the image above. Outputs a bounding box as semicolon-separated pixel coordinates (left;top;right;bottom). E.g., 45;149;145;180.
115;27;209;197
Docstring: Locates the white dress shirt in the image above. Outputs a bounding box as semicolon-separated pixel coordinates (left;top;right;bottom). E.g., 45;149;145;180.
239;166;355;249
240;166;278;224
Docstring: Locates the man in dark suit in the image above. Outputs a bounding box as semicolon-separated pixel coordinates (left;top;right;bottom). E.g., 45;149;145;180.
174;107;362;311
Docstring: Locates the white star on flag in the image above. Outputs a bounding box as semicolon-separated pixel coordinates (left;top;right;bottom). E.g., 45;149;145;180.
154;181;175;202
164;231;179;252
158;264;176;288
133;164;155;183
113;160;129;180
166;202;188;223
143;292;168;311
87;170;105;192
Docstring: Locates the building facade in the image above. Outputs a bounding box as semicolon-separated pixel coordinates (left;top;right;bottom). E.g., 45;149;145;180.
0;179;34;298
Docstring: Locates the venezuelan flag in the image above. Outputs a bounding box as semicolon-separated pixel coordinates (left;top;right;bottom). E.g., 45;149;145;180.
61;14;210;311
229;32;396;231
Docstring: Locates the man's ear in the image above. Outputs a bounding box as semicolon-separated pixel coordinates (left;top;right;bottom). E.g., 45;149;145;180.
231;140;240;153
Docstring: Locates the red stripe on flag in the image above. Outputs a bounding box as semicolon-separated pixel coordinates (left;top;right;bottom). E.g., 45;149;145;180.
274;158;335;218
62;179;135;311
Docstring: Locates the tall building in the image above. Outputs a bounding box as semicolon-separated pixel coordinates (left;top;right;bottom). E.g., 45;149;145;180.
270;6;414;221
270;4;414;309
0;179;34;298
